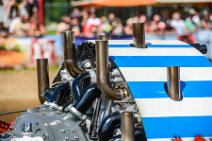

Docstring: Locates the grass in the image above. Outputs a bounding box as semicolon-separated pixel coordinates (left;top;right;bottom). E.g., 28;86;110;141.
0;65;59;73
0;66;59;123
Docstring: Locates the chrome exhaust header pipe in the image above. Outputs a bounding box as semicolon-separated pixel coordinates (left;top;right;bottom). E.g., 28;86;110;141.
96;40;128;100
167;66;182;101
62;30;75;61
132;23;146;48
62;30;84;77
98;33;108;40
121;112;135;141
37;58;49;104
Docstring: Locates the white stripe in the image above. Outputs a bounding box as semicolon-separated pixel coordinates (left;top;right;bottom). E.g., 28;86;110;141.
135;98;212;117
88;40;132;44
148;137;211;141
119;67;212;81
108;40;132;44
88;40;188;45
146;40;189;45
109;48;202;56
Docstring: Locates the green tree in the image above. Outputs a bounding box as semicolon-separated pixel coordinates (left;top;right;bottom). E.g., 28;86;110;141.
44;0;72;24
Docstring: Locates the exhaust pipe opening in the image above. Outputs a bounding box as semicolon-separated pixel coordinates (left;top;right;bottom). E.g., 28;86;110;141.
121;112;135;141
98;33;109;40
62;30;84;77
95;40;128;100
165;66;183;101
37;58;49;104
132;23;146;48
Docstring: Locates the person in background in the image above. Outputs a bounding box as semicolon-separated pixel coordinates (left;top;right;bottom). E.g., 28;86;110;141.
124;19;133;35
108;13;116;25
137;13;146;23
85;9;101;37
170;12;195;44
25;0;38;18
113;18;123;36
71;16;81;36
107;12;117;29
0;22;4;32
149;14;166;33
29;16;45;37
99;16;112;35
201;12;212;30
56;16;71;34
71;8;81;19
18;0;28;18
9;14;29;37
0;22;8;37
184;9;200;36
190;9;201;27
196;12;212;60
81;9;90;37
1;0;19;29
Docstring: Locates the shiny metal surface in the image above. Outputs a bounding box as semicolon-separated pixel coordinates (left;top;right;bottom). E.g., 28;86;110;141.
62;30;75;60
37;59;49;104
65;105;86;121
132;23;146;48
62;30;84;77
98;34;108;40
167;66;182;101
95;40;128;100
51;63;65;87
121;112;134;141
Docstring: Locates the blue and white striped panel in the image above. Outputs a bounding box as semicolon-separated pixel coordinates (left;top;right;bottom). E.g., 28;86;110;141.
108;40;212;140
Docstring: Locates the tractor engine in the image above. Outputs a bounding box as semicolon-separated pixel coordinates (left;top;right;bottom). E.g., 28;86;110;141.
1;23;212;141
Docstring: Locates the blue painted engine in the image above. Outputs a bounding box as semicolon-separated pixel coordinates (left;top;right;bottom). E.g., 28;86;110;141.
0;23;211;141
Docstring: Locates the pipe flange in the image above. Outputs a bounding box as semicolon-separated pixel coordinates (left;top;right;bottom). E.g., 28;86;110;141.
65;105;86;121
44;102;63;111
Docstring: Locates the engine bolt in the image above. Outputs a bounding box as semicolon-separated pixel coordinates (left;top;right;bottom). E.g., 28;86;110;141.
74;136;79;141
64;136;69;140
61;129;65;133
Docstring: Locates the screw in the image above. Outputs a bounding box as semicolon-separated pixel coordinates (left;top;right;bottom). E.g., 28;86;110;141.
64;136;69;140
61;129;65;133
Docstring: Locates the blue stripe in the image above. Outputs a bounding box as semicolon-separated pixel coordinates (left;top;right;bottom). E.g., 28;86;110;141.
111;56;212;67
128;81;212;98
109;44;192;48
109;44;132;48
142;116;212;139
147;44;192;48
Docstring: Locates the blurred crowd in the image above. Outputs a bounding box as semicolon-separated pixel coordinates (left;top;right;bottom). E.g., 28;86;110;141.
0;0;45;37
0;0;211;45
57;8;211;43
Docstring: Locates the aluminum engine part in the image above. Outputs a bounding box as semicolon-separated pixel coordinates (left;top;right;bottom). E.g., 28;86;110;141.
60;68;73;84
5;104;90;141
